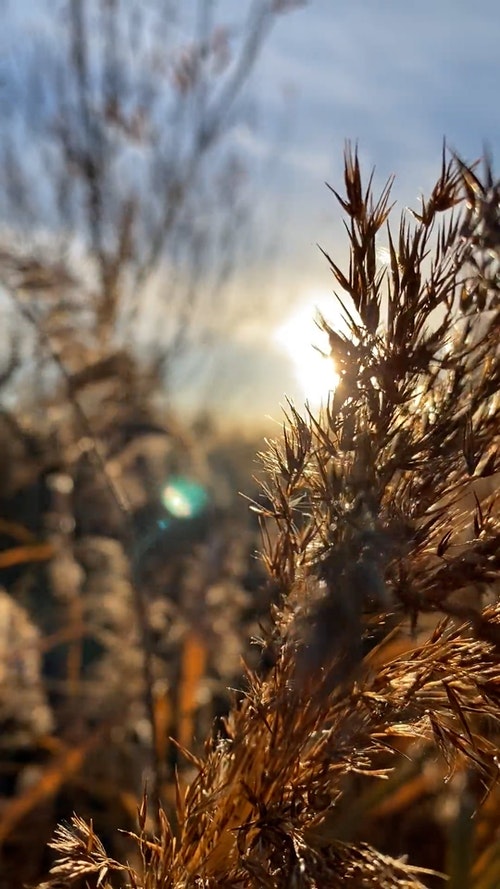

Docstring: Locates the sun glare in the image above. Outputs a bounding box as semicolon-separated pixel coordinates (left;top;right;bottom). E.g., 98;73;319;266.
273;290;342;406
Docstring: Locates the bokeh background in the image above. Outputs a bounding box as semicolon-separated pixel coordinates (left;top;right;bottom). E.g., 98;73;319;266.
0;1;499;885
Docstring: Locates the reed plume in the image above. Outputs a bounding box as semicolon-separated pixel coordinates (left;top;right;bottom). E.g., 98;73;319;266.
40;146;500;889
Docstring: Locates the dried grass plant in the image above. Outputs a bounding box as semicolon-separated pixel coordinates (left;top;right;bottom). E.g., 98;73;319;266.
39;147;499;888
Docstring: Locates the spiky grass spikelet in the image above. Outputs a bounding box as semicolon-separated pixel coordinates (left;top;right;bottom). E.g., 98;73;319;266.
41;148;500;888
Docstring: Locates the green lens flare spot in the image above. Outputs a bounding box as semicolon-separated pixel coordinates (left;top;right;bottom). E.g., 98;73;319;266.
161;477;208;519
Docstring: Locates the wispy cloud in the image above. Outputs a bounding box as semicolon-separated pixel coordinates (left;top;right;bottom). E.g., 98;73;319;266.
242;0;500;197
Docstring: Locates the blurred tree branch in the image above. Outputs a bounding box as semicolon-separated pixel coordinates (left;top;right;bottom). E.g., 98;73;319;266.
0;0;304;390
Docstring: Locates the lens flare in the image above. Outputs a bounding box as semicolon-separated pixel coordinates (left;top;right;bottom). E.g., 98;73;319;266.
161;477;208;519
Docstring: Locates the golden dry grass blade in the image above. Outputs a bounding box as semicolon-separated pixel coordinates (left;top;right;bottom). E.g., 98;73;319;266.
0;730;105;847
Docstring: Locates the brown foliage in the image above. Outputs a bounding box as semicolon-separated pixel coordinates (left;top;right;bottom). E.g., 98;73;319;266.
35;148;500;887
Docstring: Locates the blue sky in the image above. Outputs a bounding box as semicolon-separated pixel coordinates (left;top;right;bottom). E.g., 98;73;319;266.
245;1;500;243
1;1;499;420
210;0;500;417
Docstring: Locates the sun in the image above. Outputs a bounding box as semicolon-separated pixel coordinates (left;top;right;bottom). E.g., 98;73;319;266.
273;289;342;406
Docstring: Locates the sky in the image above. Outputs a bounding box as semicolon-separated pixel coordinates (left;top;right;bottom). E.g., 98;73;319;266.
211;0;500;419
1;0;499;423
